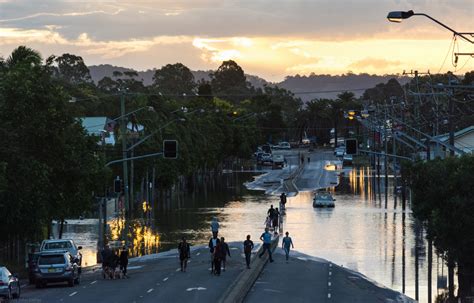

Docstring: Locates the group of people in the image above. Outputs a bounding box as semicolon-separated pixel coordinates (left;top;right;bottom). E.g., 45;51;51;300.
265;204;281;230
100;245;129;279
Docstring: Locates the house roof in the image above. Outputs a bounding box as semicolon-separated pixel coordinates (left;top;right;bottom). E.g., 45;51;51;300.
433;125;474;142
80;117;108;136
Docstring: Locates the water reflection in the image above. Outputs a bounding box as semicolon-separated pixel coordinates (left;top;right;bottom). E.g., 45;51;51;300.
63;168;443;302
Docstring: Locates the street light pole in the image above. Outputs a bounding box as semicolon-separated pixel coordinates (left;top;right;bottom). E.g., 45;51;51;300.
387;10;474;44
120;93;130;217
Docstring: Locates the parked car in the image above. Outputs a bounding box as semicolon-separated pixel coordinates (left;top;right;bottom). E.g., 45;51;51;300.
40;239;82;272
35;251;81;288
334;147;345;157
261;144;272;154
0;266;20;300
272;154;285;169
260;153;273;165
343;154;353;166
277;142;291;149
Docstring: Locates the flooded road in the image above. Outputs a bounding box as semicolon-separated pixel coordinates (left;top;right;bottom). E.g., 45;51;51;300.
61;164;442;302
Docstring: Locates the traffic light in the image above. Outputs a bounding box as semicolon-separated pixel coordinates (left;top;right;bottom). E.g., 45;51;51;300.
114;177;122;193
163;140;178;159
345;138;358;155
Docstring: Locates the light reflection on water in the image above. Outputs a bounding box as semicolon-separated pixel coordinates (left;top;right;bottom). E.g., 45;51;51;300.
63;168;441;302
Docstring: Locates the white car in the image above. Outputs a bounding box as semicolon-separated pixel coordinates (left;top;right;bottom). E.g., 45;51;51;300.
277;142;291;149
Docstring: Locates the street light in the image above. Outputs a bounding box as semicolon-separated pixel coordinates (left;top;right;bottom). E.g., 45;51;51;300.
386;10;474;44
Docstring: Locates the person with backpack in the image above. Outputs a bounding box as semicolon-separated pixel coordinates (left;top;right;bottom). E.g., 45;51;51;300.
178;237;191;272
243;235;254;269
208;235;220;274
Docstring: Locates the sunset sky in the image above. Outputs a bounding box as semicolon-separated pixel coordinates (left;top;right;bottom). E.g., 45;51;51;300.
0;0;473;81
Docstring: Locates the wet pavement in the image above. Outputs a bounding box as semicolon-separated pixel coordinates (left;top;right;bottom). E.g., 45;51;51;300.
47;149;441;302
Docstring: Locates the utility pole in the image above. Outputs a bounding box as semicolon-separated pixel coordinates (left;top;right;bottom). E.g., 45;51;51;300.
384;104;389;208
120;93;130;217
447;73;455;157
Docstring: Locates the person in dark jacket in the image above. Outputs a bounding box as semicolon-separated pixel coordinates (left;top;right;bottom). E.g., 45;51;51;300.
213;241;223;276
220;237;231;271
243;235;254;269
178;237;191;272
208;236;220;274
119;246;129;278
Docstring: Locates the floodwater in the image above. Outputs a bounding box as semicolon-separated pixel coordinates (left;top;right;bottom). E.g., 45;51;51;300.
61;167;445;302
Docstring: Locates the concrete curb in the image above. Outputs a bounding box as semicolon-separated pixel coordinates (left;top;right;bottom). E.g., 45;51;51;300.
218;236;279;303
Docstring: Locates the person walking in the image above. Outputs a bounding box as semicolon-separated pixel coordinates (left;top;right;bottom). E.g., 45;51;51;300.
119;245;129;278
243;235;254;269
220;237;231;271
267;205;275;229
208;235;220;274
211;217;219;238
258;228;274;262
279;192;287;211
213;240;223;276
273;208;280;231
282;232;294;262
178;237;191;272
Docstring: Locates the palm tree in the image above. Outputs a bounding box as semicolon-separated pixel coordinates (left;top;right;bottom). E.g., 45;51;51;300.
5;46;42;68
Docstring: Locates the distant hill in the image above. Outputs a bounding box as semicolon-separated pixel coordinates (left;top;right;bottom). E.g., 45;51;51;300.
88;64;409;101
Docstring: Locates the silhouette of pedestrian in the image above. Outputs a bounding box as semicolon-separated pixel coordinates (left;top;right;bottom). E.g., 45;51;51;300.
208;235;220;274
119;245;129;278
178;237;191;272
243;235;254;269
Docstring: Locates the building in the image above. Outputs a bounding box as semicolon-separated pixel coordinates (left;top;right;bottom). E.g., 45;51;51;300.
430;125;474;158
80;117;116;146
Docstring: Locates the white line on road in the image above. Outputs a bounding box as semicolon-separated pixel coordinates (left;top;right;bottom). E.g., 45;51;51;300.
90;280;97;285
186;287;207;291
147;288;154;293
328;293;331;299
69;291;78;297
163;277;169;282
328;282;332;286
263;289;283;293
329;271;332;276
176;268;181;272
196;252;200;256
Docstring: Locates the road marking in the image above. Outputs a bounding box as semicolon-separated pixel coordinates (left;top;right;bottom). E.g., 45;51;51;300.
176;268;181;272
186;287;207;291
90;280;97;285
196;252;201;256
328;293;331;299
147;288;154;293
263;289;283;293
328;282;332;286
69;291;78;297
163;277;169;282
329;263;332;267
127;265;143;270
329;271;332;276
